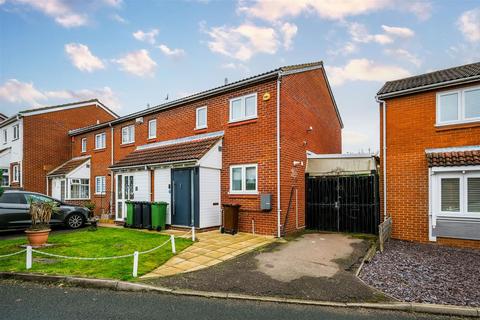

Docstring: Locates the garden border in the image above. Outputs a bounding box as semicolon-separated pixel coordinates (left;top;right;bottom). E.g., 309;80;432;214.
0;272;478;318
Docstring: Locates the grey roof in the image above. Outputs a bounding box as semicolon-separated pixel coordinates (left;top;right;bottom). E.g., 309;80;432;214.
69;60;343;135
377;61;480;98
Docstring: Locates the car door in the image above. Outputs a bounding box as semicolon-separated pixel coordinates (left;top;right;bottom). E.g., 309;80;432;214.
0;193;30;229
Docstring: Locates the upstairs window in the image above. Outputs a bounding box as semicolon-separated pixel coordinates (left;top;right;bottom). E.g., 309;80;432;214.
229;93;257;123
148;119;157;139
437;86;480;125
196;106;207;129
12;125;19;140
81;138;87;153
122;125;135;144
95;133;106;150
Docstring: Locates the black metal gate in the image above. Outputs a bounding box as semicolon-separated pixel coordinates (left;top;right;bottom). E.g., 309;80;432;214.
306;174;380;234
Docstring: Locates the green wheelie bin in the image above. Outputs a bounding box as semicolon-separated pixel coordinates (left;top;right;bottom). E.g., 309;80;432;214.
125;201;134;228
151;202;168;231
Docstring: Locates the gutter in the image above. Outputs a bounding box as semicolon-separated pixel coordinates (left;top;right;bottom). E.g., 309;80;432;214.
276;74;282;238
375;96;388;222
377;75;480;100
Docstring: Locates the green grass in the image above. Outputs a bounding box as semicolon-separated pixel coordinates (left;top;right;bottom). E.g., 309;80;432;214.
0;227;192;281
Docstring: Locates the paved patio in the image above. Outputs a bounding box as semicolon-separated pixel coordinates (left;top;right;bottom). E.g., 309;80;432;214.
141;230;275;279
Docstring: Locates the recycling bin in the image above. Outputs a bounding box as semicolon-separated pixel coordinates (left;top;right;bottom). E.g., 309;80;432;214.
151;202;168;231
142;202;152;229
133;202;143;228
125;201;134;227
222;204;241;235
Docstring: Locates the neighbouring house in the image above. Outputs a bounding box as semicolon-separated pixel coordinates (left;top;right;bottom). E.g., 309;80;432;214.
60;61;343;235
0;113;7;123
377;61;480;249
0;99;118;194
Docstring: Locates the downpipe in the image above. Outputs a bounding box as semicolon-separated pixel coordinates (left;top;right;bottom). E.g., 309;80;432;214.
375;96;387;222
276;75;282;238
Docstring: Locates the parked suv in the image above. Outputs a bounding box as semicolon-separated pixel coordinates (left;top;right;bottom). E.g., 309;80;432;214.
0;190;91;230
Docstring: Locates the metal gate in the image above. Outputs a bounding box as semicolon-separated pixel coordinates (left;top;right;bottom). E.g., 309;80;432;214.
306;174;380;234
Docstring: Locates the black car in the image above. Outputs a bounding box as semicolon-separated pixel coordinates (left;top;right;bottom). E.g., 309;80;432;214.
0;190;91;230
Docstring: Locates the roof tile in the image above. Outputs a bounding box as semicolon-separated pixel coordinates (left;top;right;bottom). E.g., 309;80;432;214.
426;150;480;167
48;157;90;176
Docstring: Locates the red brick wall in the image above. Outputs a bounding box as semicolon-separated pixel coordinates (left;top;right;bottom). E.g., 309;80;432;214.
22;104;115;195
72;72;341;235
380;82;480;249
280;69;342;234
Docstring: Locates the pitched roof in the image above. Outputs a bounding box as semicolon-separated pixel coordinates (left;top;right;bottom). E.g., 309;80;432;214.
377;61;480;98
426;147;480;167
110;136;221;169
47;156;90;176
69;60;343;135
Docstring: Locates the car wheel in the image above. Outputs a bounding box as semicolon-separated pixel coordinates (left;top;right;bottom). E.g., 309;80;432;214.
66;213;84;229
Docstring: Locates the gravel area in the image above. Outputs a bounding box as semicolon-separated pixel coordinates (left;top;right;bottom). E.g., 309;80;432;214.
360;240;480;307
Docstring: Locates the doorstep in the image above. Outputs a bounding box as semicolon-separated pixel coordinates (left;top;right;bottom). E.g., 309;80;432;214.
141;231;274;279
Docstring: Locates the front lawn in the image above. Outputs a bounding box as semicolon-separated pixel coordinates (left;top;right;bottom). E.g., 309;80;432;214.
0;227;192;281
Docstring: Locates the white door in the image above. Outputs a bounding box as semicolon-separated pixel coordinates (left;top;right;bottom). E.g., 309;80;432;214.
116;174;134;221
52;179;66;201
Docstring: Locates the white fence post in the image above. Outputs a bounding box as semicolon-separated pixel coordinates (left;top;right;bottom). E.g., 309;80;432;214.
132;251;139;278
170;235;176;254
26;246;32;270
192;226;196;242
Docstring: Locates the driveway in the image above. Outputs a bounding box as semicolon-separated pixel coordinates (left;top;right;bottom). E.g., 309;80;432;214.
143;233;388;303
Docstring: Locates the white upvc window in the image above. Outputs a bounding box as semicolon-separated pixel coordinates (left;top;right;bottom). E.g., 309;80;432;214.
81;138;87;153
3;129;7;144
196;106;207;129
229;93;257;123
95;133;106;150
95;176;106;195
12;164;20;183
12;125;19;140
1;168;9;187
229;164;258;194
436;85;480;125
432;169;480;217
148;119;157;139
121;125;135;144
69;178;90;200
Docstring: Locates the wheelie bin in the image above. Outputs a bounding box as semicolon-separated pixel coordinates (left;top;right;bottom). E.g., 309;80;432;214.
133;202;143;228
151;202;168;231
125;201;134;227
222;204;241;235
142;202;152;229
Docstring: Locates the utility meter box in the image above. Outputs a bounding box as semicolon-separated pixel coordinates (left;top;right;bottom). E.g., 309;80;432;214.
261;194;272;211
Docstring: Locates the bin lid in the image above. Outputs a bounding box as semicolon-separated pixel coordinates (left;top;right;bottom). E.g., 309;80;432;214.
152;202;168;205
222;203;241;208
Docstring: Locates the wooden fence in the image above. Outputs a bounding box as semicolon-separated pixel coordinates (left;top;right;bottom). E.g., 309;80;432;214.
378;217;392;252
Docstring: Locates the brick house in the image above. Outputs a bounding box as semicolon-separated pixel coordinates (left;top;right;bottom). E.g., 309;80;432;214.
56;62;342;236
377;61;480;249
0;99;118;193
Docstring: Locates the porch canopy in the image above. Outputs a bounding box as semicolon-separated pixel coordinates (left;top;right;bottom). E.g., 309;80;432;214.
47;156;91;178
425;146;480;167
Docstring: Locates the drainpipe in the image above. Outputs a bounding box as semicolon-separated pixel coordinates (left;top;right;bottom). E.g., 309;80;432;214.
376;96;387;222
276;74;282;238
110;124;114;217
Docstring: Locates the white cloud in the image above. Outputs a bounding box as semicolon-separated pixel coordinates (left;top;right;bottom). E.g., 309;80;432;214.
11;0;88;27
113;49;157;77
133;29;159;45
381;25;414;38
457;8;480;43
158;44;186;58
405;1;432;21
221;62;250;73
280;22;298;49
238;0;390;22
384;48;421;67
0;79;121;110
328;42;357;57
64;43;105;72
0;0;6;5
349;23;393;45
102;0;122;7
110;13;127;24
203;22;280;61
327;59;411;86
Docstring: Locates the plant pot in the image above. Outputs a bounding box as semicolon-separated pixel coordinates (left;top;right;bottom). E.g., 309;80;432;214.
25;229;51;247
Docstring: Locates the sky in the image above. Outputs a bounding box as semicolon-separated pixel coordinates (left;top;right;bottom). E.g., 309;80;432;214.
0;0;479;153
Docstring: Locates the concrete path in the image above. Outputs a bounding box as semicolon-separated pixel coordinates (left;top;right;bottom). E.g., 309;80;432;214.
142;231;274;278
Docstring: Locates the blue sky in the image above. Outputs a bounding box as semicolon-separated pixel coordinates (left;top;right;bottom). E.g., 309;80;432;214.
0;0;479;152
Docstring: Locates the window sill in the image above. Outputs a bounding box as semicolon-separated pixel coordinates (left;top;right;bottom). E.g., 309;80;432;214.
94;193;106;196
228;193;259;199
147;137;156;142
228;118;258;127
120;143;135;148
93;148;106;153
194;127;208;133
435;120;480;131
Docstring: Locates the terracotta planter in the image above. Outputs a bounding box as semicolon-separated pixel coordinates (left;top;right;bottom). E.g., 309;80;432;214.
25;229;51;247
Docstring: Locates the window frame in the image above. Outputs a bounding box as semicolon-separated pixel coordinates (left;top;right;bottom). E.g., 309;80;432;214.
148;119;157;139
95;176;106;195
436;85;480;126
81;137;87;153
12;164;20;183
229;164;258;195
195;106;208;129
12;125;19;140
121;125;135;144
68;178;90;200
3;129;7;144
229;93;258;123
1;168;9;187
95;132;106;150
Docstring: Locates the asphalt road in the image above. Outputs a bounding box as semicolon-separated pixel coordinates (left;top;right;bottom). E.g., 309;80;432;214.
0;280;465;320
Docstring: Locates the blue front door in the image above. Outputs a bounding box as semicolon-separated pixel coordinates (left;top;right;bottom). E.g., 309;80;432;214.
171;168;192;226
